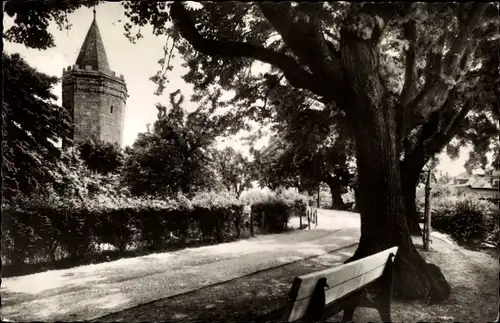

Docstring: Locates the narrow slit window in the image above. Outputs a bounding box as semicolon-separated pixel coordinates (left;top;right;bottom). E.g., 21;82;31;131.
110;106;114;114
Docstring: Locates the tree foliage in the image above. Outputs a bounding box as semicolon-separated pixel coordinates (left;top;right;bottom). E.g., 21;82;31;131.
443;35;500;174
121;90;219;196
77;137;124;175
212;146;253;197
3;0;97;49
2;52;72;200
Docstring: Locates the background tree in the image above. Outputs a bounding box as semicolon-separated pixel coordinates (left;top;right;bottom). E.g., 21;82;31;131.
278;110;355;210
77;137;124;175
121;90;219;196
6;1;499;302
2;52;71;200
212;146;253;197
249;84;356;209
456;53;499;175
51;147;127;201
253;132;355;210
251;136;314;192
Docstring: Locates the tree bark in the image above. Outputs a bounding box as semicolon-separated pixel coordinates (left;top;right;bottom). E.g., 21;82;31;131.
402;178;423;236
340;28;450;303
400;94;474;237
400;159;426;236
325;177;346;210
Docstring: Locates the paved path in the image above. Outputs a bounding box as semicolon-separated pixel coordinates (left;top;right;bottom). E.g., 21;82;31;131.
1;210;361;322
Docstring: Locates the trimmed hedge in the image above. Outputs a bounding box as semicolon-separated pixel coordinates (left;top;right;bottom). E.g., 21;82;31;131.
252;200;290;232
250;190;308;233
1;191;244;275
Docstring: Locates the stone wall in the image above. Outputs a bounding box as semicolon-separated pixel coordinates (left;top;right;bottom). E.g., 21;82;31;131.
62;65;127;147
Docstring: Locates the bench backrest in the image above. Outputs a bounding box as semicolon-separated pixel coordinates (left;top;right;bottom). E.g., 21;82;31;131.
282;246;398;322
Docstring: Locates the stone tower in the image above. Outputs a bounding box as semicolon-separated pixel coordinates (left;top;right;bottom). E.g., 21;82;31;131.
62;11;127;147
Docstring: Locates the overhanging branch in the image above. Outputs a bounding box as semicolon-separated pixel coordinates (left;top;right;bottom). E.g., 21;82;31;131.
404;94;473;171
257;3;343;98
169;2;329;97
441;3;490;77
430;98;474;152
397;20;418;151
402;3;488;129
399;20;418;108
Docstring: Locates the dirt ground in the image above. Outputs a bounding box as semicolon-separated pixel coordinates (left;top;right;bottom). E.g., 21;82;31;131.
96;233;499;322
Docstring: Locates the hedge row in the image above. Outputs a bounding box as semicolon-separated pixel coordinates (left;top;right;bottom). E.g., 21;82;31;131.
2;191;245;271
418;195;499;246
251;195;308;233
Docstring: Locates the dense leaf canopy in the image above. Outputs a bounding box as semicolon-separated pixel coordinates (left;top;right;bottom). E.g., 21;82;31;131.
77;137;124;175
125;2;499;174
2;53;72;199
212;146;254;197
121;90;220;196
4;1;498;172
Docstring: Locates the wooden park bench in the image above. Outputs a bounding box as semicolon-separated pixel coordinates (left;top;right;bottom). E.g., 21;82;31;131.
280;246;398;322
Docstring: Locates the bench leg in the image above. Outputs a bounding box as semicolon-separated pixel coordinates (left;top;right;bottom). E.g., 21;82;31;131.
375;295;392;323
377;305;391;322
341;305;356;323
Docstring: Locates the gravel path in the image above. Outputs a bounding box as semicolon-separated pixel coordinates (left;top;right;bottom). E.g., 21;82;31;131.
1;210;361;322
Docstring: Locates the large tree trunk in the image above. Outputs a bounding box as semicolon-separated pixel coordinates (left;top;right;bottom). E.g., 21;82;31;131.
340;28;450;303
325;177;346;210
400;160;426;236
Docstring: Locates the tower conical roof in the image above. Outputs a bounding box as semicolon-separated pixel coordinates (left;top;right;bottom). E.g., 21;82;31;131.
75;13;110;71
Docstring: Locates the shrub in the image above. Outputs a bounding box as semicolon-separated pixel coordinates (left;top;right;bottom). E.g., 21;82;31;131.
251;199;290;233
130;197;184;249
486;226;499;247
250;189;309;233
239;187;274;204
1;189;246;275
484;201;499;247
429;197;496;245
2;208;35;267
190;191;244;242
94;208;134;253
277;188;309;216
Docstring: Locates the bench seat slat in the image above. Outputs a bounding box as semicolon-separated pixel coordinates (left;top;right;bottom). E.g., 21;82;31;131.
283;246;398;322
287;265;385;321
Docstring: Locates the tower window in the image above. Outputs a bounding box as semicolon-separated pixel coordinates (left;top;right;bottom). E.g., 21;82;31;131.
110;106;114;114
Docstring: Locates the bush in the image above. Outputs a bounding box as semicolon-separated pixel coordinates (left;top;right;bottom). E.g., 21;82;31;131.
252;199;290;232
192;191;244;241
94;208;134;253
239;187;274;205
249;189;309;233
2;209;36;267
1;190;245;275
426;196;498;245
486;226;499;247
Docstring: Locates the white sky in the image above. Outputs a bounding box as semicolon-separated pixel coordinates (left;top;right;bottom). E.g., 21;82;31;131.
3;2;473;176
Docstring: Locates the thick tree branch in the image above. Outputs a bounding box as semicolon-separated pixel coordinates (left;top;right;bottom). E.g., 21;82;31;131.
169;2;330;98
399;21;418;109
441;3;490;77
428;98;473;153
404;94;473;173
402;3;488;130
401;25;449;129
257;3;343;100
397;20;418;152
